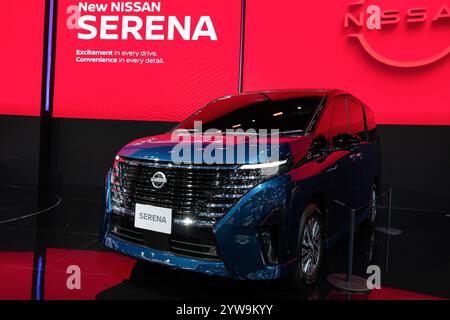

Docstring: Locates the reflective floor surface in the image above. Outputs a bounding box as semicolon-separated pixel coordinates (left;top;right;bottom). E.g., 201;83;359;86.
0;184;448;300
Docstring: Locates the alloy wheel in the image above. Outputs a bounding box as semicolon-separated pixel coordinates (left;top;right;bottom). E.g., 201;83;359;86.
301;214;322;280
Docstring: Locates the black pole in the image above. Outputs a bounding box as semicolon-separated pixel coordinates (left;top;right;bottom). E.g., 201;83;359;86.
347;209;356;284
32;0;58;300
238;0;246;93
327;207;369;292
39;0;57;184
385;188;393;272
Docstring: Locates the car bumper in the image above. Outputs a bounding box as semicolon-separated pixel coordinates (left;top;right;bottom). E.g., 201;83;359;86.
102;233;231;277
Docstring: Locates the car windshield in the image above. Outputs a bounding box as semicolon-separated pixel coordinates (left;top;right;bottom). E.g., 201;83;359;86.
175;96;326;136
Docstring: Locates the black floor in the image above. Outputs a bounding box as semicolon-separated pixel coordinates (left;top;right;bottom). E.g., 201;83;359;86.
0;184;448;300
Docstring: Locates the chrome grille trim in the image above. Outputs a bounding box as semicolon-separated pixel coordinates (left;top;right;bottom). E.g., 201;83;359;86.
169;246;218;257
170;239;217;248
117;158;239;170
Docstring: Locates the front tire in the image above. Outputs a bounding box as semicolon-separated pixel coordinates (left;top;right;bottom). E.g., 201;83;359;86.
287;204;324;290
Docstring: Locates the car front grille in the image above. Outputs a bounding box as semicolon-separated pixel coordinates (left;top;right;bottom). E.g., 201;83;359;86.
111;157;263;226
108;156;265;260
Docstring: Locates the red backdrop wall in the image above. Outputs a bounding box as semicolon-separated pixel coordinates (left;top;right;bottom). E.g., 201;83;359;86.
0;1;45;116
243;0;450;125
52;0;242;122
1;0;449;125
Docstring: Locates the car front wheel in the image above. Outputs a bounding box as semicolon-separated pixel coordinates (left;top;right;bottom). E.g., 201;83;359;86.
287;204;324;290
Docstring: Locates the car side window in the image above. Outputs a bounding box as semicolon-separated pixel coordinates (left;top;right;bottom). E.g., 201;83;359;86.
329;96;364;150
308;99;335;157
330;96;349;144
314;101;332;140
348;99;366;141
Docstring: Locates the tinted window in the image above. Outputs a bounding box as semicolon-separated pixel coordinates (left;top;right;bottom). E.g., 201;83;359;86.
330;97;349;143
314;101;333;141
348;99;365;139
176;96;325;136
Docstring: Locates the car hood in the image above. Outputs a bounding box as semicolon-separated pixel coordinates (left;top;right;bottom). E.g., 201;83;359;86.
117;133;313;165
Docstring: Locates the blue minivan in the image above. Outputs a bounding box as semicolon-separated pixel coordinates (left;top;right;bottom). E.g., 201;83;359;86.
100;89;381;289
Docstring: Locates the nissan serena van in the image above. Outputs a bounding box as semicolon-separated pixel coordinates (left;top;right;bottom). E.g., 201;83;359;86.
100;90;381;289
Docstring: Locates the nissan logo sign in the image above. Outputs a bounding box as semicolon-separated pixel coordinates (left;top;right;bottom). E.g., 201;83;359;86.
151;171;167;189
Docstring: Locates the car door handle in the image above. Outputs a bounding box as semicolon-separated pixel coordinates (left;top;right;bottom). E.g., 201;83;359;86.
326;164;338;172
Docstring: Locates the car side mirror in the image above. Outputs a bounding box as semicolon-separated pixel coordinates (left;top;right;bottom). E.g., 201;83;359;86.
332;133;361;150
308;135;328;159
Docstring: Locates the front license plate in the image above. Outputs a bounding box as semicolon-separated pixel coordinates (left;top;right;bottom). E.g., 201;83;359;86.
134;203;172;234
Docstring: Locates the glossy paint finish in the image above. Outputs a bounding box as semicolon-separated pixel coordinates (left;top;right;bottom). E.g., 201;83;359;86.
100;90;381;280
213;175;291;279
118;133;294;164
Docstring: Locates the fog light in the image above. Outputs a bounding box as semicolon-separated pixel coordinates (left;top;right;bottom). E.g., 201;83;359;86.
182;217;194;225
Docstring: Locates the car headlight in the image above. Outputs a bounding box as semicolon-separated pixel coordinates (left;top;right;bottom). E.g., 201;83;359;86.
239;158;291;178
